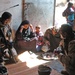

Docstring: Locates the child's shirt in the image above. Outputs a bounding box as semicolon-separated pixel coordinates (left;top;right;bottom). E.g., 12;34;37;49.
68;7;74;21
35;31;44;45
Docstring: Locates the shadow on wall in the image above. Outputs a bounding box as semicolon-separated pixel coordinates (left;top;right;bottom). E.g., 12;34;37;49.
24;0;54;33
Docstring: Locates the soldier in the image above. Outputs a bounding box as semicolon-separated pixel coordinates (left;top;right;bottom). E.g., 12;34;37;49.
0;12;18;63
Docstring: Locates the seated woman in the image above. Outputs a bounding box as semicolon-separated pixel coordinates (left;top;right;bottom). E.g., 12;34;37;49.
16;20;35;41
34;25;44;52
15;20;36;53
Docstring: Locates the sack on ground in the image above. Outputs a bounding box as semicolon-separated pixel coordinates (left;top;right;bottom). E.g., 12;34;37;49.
41;44;50;52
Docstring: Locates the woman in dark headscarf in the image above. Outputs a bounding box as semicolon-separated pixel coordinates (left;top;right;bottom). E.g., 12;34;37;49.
15;20;35;41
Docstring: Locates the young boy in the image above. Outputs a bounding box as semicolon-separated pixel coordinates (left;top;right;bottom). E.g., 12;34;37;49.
35;25;44;52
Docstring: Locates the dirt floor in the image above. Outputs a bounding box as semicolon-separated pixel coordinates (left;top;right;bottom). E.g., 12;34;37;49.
6;62;62;75
6;52;64;75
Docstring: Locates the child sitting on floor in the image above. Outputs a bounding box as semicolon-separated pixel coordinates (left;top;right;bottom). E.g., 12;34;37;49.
35;25;44;52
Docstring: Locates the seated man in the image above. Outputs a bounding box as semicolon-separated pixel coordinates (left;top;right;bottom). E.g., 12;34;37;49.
43;28;61;52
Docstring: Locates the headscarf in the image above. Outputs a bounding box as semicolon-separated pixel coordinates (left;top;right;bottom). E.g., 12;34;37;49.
16;20;29;33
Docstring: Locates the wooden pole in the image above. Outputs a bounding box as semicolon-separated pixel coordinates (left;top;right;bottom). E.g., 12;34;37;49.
22;0;25;21
53;0;56;26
